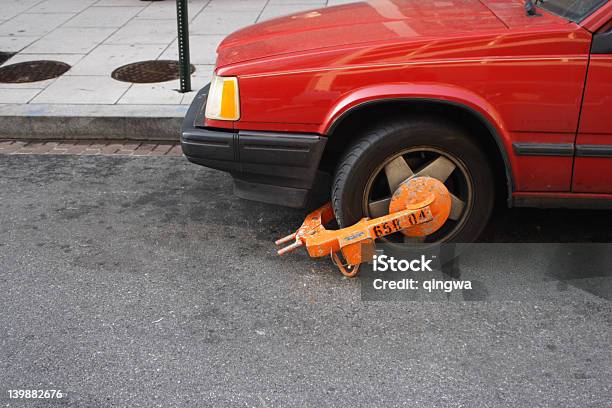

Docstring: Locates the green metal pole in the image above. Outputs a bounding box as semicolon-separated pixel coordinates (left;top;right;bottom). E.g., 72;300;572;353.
176;0;191;93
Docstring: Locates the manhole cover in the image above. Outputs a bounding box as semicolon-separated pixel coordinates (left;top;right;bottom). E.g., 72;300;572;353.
111;60;195;83
0;60;71;83
0;52;15;65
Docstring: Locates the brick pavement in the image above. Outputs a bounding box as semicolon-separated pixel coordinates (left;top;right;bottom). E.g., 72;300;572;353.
0;139;182;156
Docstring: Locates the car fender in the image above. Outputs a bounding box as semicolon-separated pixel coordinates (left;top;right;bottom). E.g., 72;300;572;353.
320;82;515;200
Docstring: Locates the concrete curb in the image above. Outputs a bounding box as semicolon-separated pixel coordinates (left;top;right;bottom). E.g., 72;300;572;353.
0;116;182;141
0;104;188;141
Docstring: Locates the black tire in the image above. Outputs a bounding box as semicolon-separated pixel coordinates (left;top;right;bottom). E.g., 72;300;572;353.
331;118;494;243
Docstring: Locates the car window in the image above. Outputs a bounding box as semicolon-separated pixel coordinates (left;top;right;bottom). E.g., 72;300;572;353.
539;0;608;22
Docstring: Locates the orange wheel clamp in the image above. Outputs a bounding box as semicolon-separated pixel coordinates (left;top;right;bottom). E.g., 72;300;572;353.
275;176;452;277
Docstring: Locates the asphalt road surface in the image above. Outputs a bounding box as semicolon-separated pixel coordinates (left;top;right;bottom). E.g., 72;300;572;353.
1;155;610;407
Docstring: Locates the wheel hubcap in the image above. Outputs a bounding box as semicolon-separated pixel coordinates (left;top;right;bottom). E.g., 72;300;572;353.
362;147;473;243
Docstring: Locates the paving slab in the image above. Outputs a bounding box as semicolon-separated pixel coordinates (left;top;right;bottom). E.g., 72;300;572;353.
94;0;152;6
31;75;132;104
103;18;178;45
0;12;75;37
0;88;41;104
0;35;36;52
0;0;43;21
118;81;186;105
135;0;208;20
159;35;225;65
34;0;98;14
5;52;85;66
120;77;209;106
22;27;117;54
190;11;260;35
63;6;143;28
205;0;269;11
68;44;167;76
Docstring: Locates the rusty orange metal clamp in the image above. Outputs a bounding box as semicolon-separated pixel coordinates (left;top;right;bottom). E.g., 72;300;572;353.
275;177;452;277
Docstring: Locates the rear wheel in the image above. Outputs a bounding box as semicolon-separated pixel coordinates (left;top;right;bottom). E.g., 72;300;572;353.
331;118;494;243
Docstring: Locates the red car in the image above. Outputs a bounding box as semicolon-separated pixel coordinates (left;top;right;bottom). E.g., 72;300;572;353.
182;0;612;243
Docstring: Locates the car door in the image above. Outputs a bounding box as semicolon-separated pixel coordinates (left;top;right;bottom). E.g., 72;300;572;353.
573;19;612;193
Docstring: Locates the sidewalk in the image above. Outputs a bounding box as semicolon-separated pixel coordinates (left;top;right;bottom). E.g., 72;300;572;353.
0;0;352;140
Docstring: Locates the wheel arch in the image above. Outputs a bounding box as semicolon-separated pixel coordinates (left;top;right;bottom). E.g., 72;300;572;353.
321;95;515;206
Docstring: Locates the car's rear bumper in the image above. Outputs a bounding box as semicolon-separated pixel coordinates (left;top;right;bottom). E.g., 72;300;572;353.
181;85;327;208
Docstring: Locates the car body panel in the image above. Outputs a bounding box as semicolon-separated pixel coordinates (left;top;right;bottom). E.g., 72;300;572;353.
216;0;571;68
222;28;590;132
217;1;507;67
219;24;591;192
573;53;612;193
191;0;612;205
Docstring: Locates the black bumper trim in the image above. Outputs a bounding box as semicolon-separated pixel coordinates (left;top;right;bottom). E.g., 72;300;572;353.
233;179;309;209
181;85;327;208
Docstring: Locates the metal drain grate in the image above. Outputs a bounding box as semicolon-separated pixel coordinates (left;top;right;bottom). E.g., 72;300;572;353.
0;60;71;83
111;60;195;84
0;52;15;65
